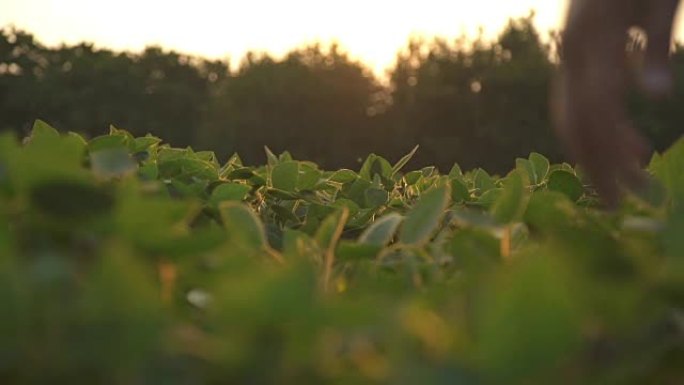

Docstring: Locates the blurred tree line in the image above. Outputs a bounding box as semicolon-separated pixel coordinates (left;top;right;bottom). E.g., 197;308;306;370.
1;15;682;172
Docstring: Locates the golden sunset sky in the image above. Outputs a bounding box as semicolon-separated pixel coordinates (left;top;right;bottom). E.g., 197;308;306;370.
2;1;684;75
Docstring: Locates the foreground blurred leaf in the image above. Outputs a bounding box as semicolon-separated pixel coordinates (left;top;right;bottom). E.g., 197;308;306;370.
476;254;581;381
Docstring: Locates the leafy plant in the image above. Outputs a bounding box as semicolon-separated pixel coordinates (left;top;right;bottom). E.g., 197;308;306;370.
0;121;682;384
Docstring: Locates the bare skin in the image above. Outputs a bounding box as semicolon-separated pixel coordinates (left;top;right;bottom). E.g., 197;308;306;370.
554;0;680;206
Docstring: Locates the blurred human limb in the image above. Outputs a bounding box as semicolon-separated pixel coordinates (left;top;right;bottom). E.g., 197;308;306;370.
554;0;680;206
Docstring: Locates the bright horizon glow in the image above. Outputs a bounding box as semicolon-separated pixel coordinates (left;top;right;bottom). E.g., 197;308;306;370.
2;1;684;76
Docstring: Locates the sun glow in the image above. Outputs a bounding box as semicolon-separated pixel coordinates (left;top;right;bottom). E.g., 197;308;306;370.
3;0;684;75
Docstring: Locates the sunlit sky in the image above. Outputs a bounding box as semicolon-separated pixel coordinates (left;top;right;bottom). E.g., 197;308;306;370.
2;0;684;75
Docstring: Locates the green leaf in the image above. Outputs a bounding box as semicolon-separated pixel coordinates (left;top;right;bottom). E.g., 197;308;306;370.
399;185;450;245
524;191;577;232
132;135;162;152
266;188;299;200
650;137;684;207
264;146;279;166
219;201;268;251
343;177;373;207
473;168;496;194
491;170;528;223
404;170;423;185
448;163;464;179
227;167;255;180
90;148;137;179
336;241;382;261
88;134;128;152
547;170;584;202
529;152;550;184
297;163;321;191
30;119;60;139
270;204;301;224
478;188;503;209
516;158;534;184
450;177;470;203
358;212;403;246
210;183;251;205
329;169;358;184
359;154;392;181
138;162;158;180
271;161;299;192
315;208;349;252
391;145;419;176
364;187;389;207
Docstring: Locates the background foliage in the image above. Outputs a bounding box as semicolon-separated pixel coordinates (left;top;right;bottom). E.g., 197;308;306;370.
2;15;682;173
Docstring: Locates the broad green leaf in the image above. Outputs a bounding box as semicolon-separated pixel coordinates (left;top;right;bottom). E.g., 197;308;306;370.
266;188;299;200
450;177;470;203
364;187;389;207
343;177;373;207
524;191;577;232
529;152;550;183
210;182;251;205
15;133;88;188
279;151;293;162
404;170;422;185
158;157;218;181
88;134;128;152
491;170;528;223
448;163;464;179
399;185;450;245
331;198;360;217
271;161;299;192
359;212;403;246
478;188;503;209
195;151;217;164
297;163;321;191
329;169;358;184
138;162;158;180
30;119;60;139
90;148;136;179
270;204;300;224
391;145;419;176
219;201;268;251
226;167;255;180
473;168;496;194
359;154;392;181
547;170;584;202
516;158;535;184
132;135;162;152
